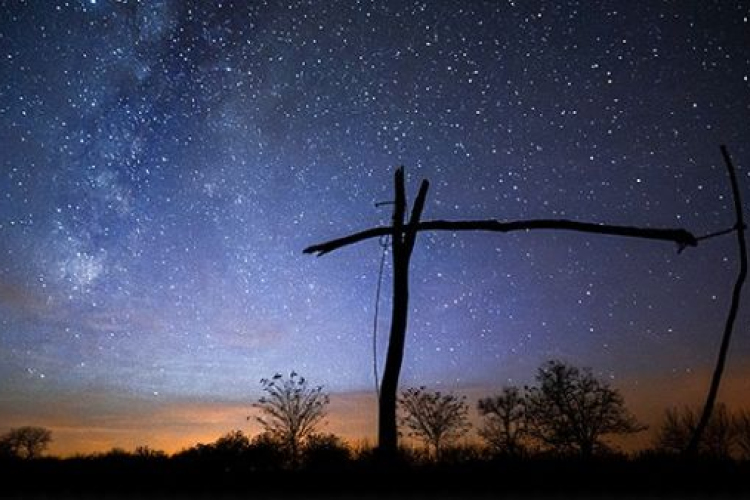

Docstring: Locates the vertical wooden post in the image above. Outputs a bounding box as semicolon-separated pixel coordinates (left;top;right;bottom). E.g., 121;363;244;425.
377;167;429;460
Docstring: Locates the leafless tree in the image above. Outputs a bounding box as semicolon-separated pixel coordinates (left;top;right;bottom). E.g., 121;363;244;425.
654;407;697;455
0;426;52;459
478;386;527;456
694;404;735;458
398;386;471;460
655;404;735;458
252;371;329;465
734;409;750;460
525;360;645;457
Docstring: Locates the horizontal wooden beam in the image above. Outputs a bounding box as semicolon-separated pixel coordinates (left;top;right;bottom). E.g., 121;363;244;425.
303;218;699;256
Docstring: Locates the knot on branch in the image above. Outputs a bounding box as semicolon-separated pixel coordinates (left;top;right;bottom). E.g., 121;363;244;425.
676;230;699;254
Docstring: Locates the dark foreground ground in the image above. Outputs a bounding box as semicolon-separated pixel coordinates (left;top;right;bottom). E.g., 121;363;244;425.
2;455;749;499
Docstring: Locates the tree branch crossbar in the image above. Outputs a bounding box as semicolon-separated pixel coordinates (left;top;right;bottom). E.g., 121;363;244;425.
304;219;698;256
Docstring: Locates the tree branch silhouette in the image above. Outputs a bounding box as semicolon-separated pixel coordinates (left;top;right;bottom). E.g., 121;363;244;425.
304;219;698;256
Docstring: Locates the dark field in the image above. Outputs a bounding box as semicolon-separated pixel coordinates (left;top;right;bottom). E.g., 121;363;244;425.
2;454;749;499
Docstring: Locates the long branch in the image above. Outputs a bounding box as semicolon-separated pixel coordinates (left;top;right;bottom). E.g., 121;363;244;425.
304;218;699;256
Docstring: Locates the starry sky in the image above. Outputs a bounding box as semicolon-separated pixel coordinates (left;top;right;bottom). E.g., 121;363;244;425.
1;0;749;455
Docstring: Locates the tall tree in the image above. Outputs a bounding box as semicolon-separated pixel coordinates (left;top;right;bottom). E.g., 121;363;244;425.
525;360;645;457
252;371;329;465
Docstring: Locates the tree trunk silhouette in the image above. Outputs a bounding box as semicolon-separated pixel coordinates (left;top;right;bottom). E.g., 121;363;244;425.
687;145;747;455
305;166;703;462
377;169;429;461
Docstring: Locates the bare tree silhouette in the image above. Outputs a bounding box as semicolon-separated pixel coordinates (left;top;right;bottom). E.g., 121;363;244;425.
398;386;471;460
735;409;750;460
478;386;527;457
525;360;645;457
251;371;329;466
0;426;52;459
656;404;735;458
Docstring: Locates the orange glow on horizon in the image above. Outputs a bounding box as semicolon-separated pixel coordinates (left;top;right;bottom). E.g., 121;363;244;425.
2;364;748;457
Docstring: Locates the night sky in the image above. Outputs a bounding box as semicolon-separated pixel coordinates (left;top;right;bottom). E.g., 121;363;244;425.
1;0;749;455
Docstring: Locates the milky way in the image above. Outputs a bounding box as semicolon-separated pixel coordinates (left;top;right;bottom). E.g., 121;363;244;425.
1;1;749;450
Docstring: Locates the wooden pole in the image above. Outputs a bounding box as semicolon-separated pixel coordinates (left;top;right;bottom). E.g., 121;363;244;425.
686;145;747;455
376;167;406;459
377;168;429;460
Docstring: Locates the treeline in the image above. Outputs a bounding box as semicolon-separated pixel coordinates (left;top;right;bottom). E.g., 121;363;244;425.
2;360;750;496
3;360;750;464
2;432;749;497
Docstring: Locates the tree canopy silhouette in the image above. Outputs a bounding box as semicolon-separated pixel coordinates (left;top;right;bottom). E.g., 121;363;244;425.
0;426;52;459
524;360;645;457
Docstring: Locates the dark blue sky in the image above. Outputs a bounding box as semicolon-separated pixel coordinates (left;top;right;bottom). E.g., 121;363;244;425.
1;0;749;453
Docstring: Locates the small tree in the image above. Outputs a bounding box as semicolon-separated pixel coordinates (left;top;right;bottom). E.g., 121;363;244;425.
398;386;471;460
0;426;52;459
653;407;696;455
478;386;527;457
525;360;645;457
252;371;329;466
654;404;735;458
700;404;735;458
735;409;750;460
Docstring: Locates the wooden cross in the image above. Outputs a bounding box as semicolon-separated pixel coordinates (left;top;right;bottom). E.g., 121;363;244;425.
305;167;699;460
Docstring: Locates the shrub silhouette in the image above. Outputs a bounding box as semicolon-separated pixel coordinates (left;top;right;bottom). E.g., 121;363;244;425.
212;429;251;457
301;433;351;470
735;409;750;460
246;432;287;470
654;404;736;458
